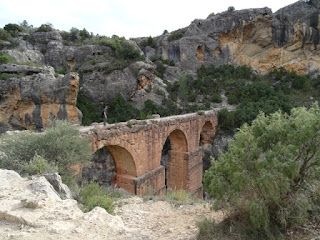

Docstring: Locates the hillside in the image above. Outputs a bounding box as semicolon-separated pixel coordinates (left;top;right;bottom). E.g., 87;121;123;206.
0;0;320;131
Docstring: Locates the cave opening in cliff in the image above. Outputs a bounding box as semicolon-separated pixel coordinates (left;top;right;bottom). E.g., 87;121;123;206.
197;45;204;62
161;129;188;193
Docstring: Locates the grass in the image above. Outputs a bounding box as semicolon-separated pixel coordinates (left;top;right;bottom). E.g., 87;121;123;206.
79;182;130;214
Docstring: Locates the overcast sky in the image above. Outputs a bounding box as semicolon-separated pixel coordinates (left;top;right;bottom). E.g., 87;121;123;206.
0;0;297;39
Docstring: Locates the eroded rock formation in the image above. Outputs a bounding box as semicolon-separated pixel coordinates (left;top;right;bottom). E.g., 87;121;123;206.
0;64;80;131
138;0;320;76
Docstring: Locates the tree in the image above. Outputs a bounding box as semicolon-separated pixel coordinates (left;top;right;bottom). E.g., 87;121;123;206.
37;23;53;32
204;103;320;238
3;23;23;37
69;27;80;42
79;28;90;40
228;6;235;12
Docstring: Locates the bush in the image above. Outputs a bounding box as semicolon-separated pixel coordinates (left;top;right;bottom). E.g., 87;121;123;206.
36;23;53;32
4;23;23;37
22;154;58;175
168;29;185;42
228;6;235;12
218;109;235;132
166;189;195;204
141;36;156;48
0;28;11;41
204;103;320;239
0;52;12;64
0;120;92;185
210;93;222;103
227;94;237;105
107;93;140;123
76;90;102;125
79;182;115;214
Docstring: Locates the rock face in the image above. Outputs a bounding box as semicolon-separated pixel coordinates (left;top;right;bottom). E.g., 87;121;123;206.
1;0;320;131
137;0;320;77
0;169;148;240
0;169;227;240
0;65;80;131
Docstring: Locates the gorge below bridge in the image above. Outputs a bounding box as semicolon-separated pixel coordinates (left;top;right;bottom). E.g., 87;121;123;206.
79;110;218;198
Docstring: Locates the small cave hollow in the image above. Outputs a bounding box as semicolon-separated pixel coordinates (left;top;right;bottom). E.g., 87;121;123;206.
197;45;204;62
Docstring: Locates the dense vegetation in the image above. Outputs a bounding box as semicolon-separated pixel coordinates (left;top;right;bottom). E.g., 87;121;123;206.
0;120;92;186
76;63;320;133
201;104;320;239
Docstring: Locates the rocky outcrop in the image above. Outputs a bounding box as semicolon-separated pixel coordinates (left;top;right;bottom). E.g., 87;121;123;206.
0;65;81;131
137;0;320;77
0;169;149;239
43;173;73;199
0;169;227;240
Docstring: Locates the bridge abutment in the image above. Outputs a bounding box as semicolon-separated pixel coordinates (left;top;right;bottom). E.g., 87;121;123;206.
134;166;166;195
167;147;203;198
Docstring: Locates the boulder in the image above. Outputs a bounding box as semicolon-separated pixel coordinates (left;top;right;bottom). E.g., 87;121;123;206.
0;169;22;182
29;176;61;201
43;173;73;199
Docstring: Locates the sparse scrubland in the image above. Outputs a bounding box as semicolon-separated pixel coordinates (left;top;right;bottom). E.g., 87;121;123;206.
1;17;320;239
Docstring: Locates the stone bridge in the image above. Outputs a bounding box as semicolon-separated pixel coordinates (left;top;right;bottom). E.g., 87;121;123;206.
79;110;218;198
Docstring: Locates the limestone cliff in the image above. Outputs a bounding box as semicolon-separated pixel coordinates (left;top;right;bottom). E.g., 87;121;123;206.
138;0;320;77
1;0;320;131
0;64;80;131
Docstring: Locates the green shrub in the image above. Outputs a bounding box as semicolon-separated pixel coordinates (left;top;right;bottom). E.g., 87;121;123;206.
204;103;320;239
98;36;143;61
36;23;53;32
227;94;237;105
76;90;101;125
218;108;235;132
0;73;23;80
79;182;115;214
56;64;67;75
197;218;223;240
0;28;11;41
228;6;235;12
0;52;12;64
4;23;23;37
22;154;58;175
141;36;156;48
0;120;92;186
210;93;222;103
165;189;196;205
168;29;185;42
292;75;307;89
107;93;140;123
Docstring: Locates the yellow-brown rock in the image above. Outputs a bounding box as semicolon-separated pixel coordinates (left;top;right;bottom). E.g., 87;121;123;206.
0;64;81;131
79;110;218;198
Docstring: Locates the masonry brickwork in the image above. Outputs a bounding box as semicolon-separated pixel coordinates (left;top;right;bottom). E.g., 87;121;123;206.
79;110;218;198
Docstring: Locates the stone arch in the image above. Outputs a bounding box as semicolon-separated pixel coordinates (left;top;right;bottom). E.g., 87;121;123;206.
197;45;204;61
200;121;215;146
162;129;189;191
105;145;137;194
200;121;216;172
168;129;188;152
